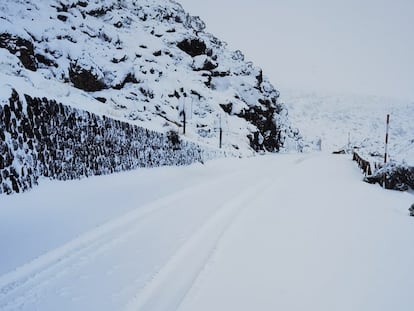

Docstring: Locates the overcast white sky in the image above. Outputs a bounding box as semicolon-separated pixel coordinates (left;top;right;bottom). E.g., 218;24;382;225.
178;0;414;100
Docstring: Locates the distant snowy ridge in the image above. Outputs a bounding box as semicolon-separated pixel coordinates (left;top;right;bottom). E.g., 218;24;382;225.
281;89;414;190
0;0;301;155
282;89;414;165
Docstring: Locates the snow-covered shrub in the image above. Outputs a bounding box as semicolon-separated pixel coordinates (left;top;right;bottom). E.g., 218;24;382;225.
409;204;414;217
166;130;180;150
364;162;414;191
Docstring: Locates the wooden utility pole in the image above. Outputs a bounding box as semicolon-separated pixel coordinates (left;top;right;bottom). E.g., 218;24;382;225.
180;100;186;135
219;114;222;149
384;114;390;164
383;114;390;189
183;110;186;135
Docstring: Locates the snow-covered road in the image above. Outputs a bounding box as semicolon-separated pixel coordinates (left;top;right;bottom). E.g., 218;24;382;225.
0;154;413;311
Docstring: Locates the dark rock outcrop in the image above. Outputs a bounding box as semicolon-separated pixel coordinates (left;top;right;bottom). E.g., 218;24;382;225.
177;38;207;57
238;102;281;152
69;63;106;92
220;103;233;114
0;33;37;71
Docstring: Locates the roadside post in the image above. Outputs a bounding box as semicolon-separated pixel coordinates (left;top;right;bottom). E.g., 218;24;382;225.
383;114;390;188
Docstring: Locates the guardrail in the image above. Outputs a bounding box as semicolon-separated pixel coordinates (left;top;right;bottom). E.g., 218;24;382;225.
352;151;372;176
353;151;414;191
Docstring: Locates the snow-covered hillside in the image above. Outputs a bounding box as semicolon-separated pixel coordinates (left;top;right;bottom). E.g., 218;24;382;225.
282;89;414;165
0;0;303;194
0;0;300;153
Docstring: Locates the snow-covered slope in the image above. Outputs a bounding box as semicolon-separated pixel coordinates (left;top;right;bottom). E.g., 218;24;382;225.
282;89;414;165
0;0;300;153
0;0;303;194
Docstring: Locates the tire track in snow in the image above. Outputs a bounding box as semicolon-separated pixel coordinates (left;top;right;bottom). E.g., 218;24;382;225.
0;170;241;310
124;177;274;311
124;154;312;311
0;155;308;310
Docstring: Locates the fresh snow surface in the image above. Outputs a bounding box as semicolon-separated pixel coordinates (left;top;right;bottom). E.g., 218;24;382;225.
0;153;413;311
